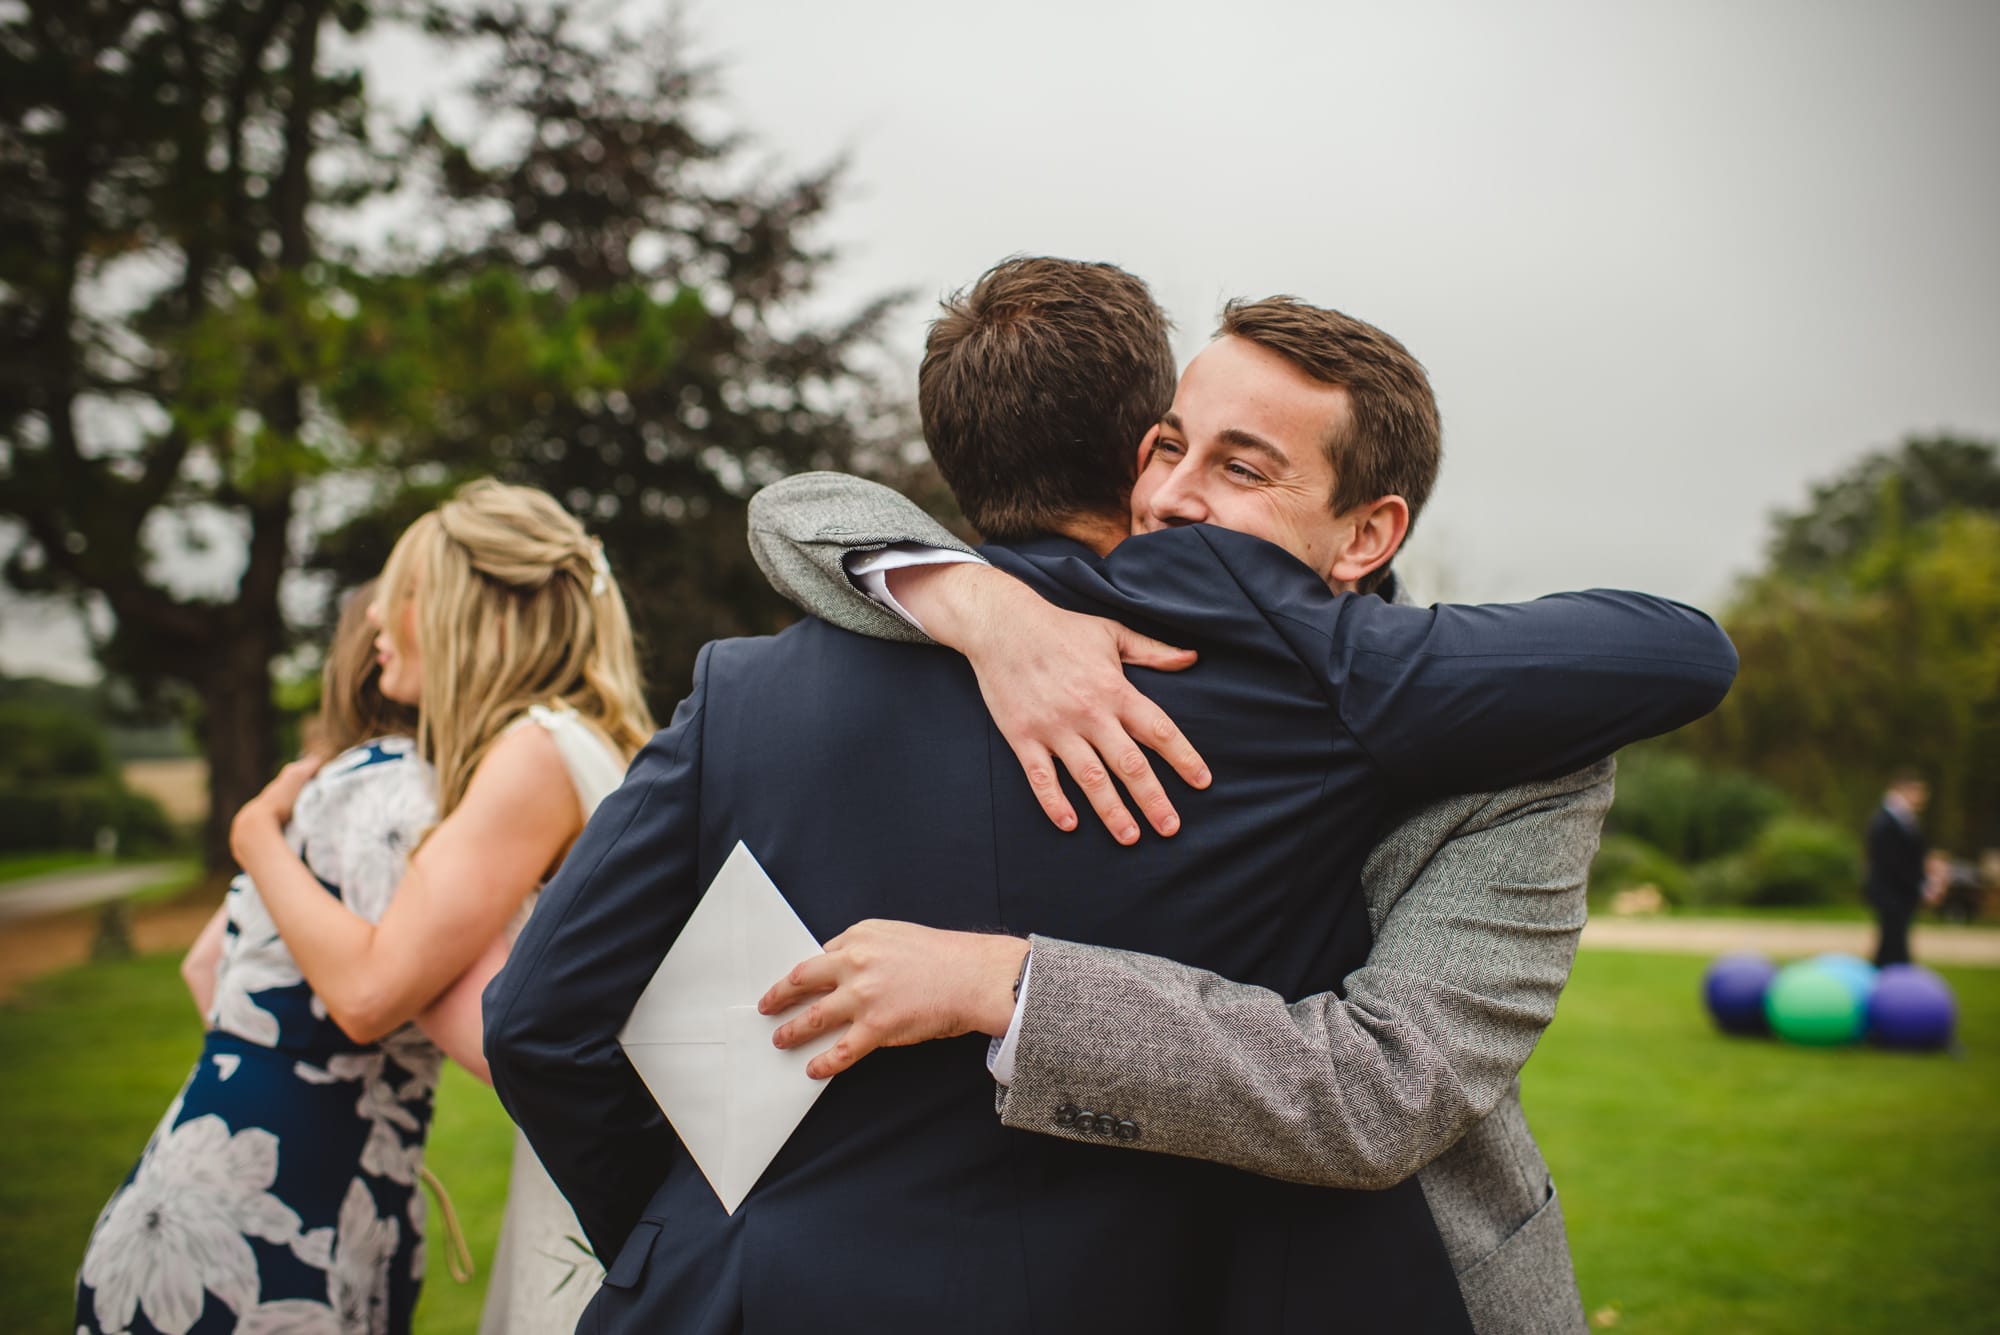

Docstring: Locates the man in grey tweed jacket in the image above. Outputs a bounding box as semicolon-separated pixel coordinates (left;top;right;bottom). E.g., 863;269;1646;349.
750;472;1601;1335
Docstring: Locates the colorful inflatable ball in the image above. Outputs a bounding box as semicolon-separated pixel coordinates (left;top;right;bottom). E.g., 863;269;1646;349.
1764;961;1866;1046
1867;964;1957;1051
1807;952;1878;1007
1702;953;1778;1035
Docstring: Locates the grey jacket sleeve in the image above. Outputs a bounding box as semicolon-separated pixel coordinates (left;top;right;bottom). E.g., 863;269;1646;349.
746;471;981;646
995;760;1612;1190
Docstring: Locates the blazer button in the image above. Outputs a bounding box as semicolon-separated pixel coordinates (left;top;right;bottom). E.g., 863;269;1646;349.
1054;1103;1079;1127
1094;1114;1116;1136
1115;1120;1140;1142
1072;1111;1099;1134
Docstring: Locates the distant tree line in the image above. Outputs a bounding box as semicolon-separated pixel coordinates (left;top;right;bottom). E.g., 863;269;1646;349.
1597;436;2000;911
1677;437;1999;854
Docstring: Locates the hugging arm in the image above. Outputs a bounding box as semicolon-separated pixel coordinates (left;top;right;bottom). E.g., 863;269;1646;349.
229;726;580;1047
748;474;1732;826
1313;578;1736;795
751;473;1210;840
998;761;1609;1186
182;905;228;1023
747;471;975;646
483;650;710;1261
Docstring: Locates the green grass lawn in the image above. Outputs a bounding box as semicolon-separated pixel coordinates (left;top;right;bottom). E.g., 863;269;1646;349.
3;949;1995;1332
0;850;113;883
1524;951;2000;1333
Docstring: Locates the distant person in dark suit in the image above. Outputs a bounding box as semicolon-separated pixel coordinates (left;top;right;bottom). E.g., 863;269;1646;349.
1865;771;1930;967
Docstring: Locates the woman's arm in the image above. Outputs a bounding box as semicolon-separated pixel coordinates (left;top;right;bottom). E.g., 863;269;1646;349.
181;904;228;1023
412;932;507;1084
229;725;582;1044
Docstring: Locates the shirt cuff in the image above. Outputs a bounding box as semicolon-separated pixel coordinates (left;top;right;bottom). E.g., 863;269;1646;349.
984;951;1032;1087
845;544;986;634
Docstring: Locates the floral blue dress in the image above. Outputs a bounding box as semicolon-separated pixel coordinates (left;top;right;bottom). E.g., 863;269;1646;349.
75;737;442;1335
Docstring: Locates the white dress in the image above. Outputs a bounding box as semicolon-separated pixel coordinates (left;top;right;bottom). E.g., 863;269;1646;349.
478;705;629;1335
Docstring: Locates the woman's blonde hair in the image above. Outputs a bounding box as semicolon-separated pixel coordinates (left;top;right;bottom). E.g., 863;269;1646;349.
377;479;655;818
309;579;420;759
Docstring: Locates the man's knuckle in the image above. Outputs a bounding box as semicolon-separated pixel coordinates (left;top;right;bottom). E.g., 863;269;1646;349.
1116;749;1148;778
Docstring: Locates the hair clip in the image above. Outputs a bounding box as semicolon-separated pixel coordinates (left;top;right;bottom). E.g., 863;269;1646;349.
587;539;611;597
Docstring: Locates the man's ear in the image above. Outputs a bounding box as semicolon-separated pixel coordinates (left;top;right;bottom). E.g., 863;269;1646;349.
1328;495;1410;589
1134;423;1161;476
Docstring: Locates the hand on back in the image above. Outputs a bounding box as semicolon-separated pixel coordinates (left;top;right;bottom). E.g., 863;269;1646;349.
889;562;1212;844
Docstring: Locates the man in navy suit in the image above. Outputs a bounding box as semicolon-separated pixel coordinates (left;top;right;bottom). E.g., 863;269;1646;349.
1865;770;1931;966
484;258;1737;1334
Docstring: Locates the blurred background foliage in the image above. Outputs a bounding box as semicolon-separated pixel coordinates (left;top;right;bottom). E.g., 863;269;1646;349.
1594;437;2000;911
0;678;173;856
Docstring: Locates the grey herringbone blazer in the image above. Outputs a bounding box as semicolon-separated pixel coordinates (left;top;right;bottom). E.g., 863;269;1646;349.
747;473;1598;1335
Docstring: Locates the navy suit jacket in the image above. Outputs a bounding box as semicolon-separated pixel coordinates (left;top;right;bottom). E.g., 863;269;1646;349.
485;525;1737;1335
1865;804;1927;910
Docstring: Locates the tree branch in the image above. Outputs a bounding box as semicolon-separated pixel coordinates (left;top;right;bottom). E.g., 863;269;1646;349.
10;504;210;644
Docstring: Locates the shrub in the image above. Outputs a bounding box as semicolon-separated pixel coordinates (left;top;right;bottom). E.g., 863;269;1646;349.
1607;750;1789;864
0;779;175;856
1589;834;1693;906
1686;853;1754;907
1739;817;1863;907
0;702;113;780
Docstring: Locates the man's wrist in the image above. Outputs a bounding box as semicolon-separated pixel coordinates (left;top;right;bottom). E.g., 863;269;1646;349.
887;563;1008;654
971;934;1031;1037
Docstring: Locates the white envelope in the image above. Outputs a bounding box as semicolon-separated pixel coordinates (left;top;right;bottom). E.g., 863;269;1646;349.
617;841;844;1214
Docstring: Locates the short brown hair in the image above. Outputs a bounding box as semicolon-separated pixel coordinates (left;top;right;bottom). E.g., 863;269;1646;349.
920;257;1176;539
1217;297;1442;537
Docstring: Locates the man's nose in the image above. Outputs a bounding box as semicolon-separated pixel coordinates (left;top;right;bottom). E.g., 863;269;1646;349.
1149;471;1209;527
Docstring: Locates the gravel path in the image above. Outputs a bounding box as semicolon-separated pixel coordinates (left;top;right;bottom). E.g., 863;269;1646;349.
1581;916;2000;966
0;862;185;924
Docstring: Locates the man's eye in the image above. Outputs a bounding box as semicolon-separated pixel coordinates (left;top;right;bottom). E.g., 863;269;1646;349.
1152;439;1185;460
1225;462;1264;482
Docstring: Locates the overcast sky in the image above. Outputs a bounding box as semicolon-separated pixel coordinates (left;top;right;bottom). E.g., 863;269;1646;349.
6;0;1997;678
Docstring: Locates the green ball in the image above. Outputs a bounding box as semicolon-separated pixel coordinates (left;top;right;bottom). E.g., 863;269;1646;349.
1764;962;1866;1045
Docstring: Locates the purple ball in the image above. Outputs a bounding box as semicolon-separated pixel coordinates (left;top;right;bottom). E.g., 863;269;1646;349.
1703;953;1778;1035
1867;965;1957;1050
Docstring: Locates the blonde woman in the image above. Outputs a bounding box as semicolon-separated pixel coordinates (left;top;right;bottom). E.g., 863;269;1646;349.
226;480;654;1335
76;584;447;1335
